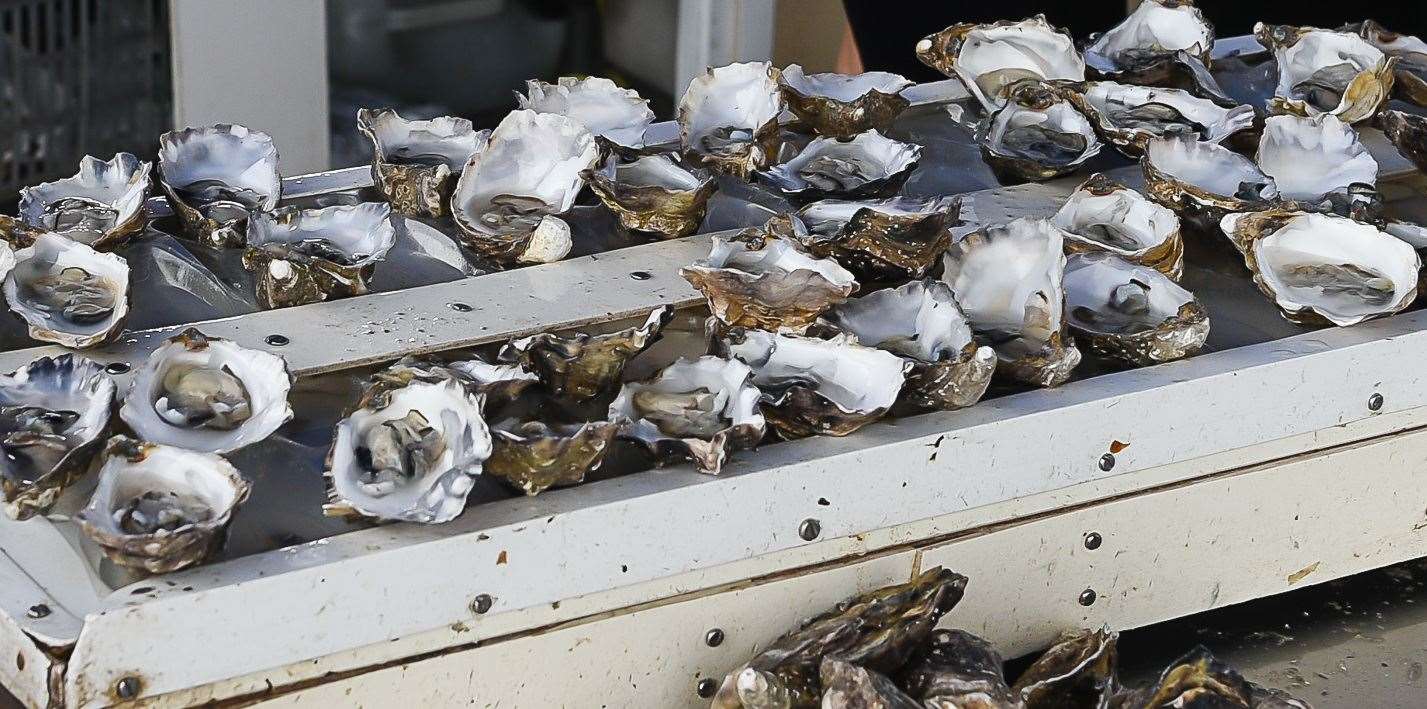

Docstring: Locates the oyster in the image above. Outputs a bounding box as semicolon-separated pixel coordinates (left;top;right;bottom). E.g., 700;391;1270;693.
1141;134;1279;230
1347;19;1427;107
18;153;151;249
584;153;717;238
483;419;618;496
1379;110;1427;175
900;629;1023;708
820;658;922;709
1085;0;1214;78
498;306;672;402
941;218;1081;388
608;356;765;475
722;329;906;438
76;436;250;574
120;329;294;453
712;566;968;709
445;356;540;412
4;232;129;349
795;195;958;281
763;130;921;200
517;76;655;150
1052;173;1184;280
823;280;996;411
1112;647;1252;708
1070;82;1255;158
916;15;1085;111
779;64;913;138
1255;23;1395;124
681;215;856;332
243;202;397;309
679;62;785;179
0;355;113;520
356;108;490;218
1011;628;1120;709
1064;253;1209;366
977;79;1101;182
324;375;491;524
1256;114;1377;205
157;124;282;248
1219;210;1419;326
450;110;599;265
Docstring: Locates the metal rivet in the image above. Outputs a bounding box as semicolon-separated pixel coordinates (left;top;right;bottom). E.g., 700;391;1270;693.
696;678;718;698
265;334;290;347
25;604;50;619
629;270;653;280
705;628;725;647
447;302;473;312
1083;532;1103;550
798;518;821;541
1368;393;1384;412
1079;588;1097;606
1098;453;1115;471
115;676;141;700
103;362;130;375
470;594;494;614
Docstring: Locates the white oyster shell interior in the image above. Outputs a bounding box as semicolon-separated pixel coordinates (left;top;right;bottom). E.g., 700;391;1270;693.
928;16;1085;110
1146;135;1279;201
357;108;490;171
609;356;764;443
447;358;539;389
1085;0;1213;71
79;441;247;542
1081;82;1255;144
1064;253;1194;334
797;195;956;234
602;153;706;191
679;62;784;157
763;130;920;194
1263;26;1387;117
727;330;905;415
825;280;974;363
4;233;130;349
248;202;397;268
158;124;282;210
983;94;1101;167
704;232;855;287
1053;181;1178;257
780;64;912;100
18;153;152;245
518;77;655;148
941;217;1068;359
1256;114;1377;201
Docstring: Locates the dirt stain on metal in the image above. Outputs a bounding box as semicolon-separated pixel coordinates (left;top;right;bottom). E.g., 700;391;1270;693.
1288;561;1321;585
497;550;509;565
1109;440;1129;454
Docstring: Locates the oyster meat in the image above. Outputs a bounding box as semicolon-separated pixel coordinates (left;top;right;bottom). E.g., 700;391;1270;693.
679;62;785;179
795;195;958;281
484;419;618;496
1141;134;1280;230
1255;23;1395;124
917;15;1085;111
18;153;152;249
518;76;655;151
158;124;282;248
5;232;130;349
76;436;250;574
1085;0;1214;77
243;202;397;309
356;108;490;218
499;306;673;402
1071;82;1255;158
1011;628;1120;708
584;153;717;238
763;130;921;200
1256;114;1377;206
900;629;1023;708
780;64;913;138
1053;173;1184;280
977;79;1101;182
1064;253;1209;366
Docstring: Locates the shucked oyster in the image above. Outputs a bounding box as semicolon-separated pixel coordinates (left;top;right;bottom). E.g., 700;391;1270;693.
1011;628;1120;708
795;195;958;281
158;124;282;248
76;436;250;574
779;64;913;139
518;76;655;151
824;280;996;412
916;15;1085;111
679;62;785;179
1070;82;1255;158
609;356;765;475
1085;0;1214;80
4;233;130;349
18;153;151;249
1256;114;1377;206
763;130;921;200
1141;134;1279;230
942;218;1082;388
243;202;397;309
977;79;1101;182
450;110;599;265
0;355;113;520
1053;173;1184;280
499;306;673;402
1064;253;1209;366
820;658;922;709
483;419;618;496
1255;23;1395;124
120;329;294;453
356;108;490;218
900;629;1023;708
584;153;717;238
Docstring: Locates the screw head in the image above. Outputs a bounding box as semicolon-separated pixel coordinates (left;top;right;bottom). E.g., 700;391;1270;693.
25;604;50;619
115;676;141;700
447;302;473;312
470;594;494;614
1083;532;1103;550
1098;453;1115;471
705;628;725;647
1368;393;1384;412
629;270;653;281
265;334;290;347
1079;588;1097;606
103;362;130;375
798;518;821;541
696;678;718;698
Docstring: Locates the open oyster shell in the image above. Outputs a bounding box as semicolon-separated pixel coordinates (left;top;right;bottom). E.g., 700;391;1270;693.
823;280;995;412
450;109;599;265
779;64;913;139
820;658;921;709
325;375;491;524
763;130;920;200
0;355;113;520
356;108;490;219
1011;628;1120;708
901;629;1021;708
795;196;958;281
1053;173;1184;280
1085;0;1214;78
76;436;250;574
484;419;617;496
18;153;151;250
941;218;1082;388
1255;23;1395;124
4;232;130;349
679;62;785;179
243;202;397;309
120;329;294;453
608;356;765;475
916;15;1085;112
1256;114;1377;204
1065;253;1209;367
1069;82;1255;158
445;356;540;413
1141;134;1280;230
977;79;1101;182
683;215;855;332
1379;110;1427;175
1346;19;1427;107
498;306;673;402
158;124;282;248
584;153;717;238
518;77;655;151
1220;209;1419;326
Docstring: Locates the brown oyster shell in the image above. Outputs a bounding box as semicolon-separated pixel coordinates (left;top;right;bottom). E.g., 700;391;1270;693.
900;629;1023;708
499;306;673;402
820;658;922;709
780;70;912;139
1011;628;1120;708
1254;23;1396;124
795;196;959;281
583;154;717;238
1380;110;1427;174
484;419;618;495
1111;647;1253;709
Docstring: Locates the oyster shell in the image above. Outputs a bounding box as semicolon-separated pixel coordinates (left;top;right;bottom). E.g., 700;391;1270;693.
517;77;655;150
120;329;294;453
795;195;958;281
1141;134;1279;230
1256;114;1377;204
900;629;1022;708
1070;82;1255;158
498;306;673;402
679;62;785;179
243;202;397;309
916;15;1085;111
4;233;129;349
324;375;491;524
450;110;599;265
584;153;717;238
941;218;1082;388
157;124;282;248
608;356;765;475
681;215;856;332
1085;0;1214;78
820;658;922;709
823;280;996;411
76;436;250;574
484;419;618;495
721;329;906;438
1379;110;1427;175
1053;173;1184;280
763;130;921;200
0;355;113;520
977;79;1101;182
1255;23;1395;124
18;153;151;249
1219;210;1419;326
1064;253;1209;366
1011;628;1120;708
445;356;540;413
779;64;913;139
356;108;490;219
1112;647;1252;708
1346;19;1427;107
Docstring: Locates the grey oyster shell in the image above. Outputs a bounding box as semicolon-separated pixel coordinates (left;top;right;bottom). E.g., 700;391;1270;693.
243;202;397;309
1011;628;1120;708
763;130;921;200
977;79;1101;182
4;232;130;349
158;124;282;248
1053;173;1184;280
1255;23;1395;124
1085;0;1215;79
484;419;618;496
1256;114;1377;203
18;153;152;250
1068;81;1255;159
900;629;1023;708
1141;134;1280;232
498;306;673;402
1064;253;1209;367
517;76;654;150
916;15;1085;112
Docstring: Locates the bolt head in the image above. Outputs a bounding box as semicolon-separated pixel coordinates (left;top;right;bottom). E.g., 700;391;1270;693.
115;676;141;700
1083;532;1103;550
25;604;50;619
705;628;725;647
265;334;290;347
798;518;821;541
1368;393;1384;412
470;594;494;614
1079;588;1097;606
1098;453;1115;471
697;678;718;698
103;362;130;375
